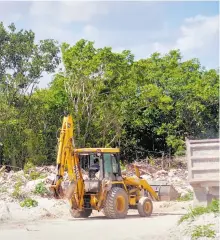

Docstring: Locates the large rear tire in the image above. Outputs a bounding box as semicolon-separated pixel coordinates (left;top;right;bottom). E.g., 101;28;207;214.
70;208;92;218
103;187;128;219
137;197;153;217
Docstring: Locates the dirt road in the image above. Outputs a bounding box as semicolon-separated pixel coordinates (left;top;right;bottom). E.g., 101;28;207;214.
0;201;191;239
0;211;183;240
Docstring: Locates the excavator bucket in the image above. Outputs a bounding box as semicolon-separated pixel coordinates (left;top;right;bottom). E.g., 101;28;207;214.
134;165;180;201
147;180;180;201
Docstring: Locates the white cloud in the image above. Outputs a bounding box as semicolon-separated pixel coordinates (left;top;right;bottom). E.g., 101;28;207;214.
29;1;108;23
175;14;219;52
52;13;219;65
27;1;109;46
127;14;219;65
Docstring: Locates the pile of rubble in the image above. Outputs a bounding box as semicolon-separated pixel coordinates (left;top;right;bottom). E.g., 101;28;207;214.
123;161;192;197
0;162;194;223
0;165;55;203
0;161;192;204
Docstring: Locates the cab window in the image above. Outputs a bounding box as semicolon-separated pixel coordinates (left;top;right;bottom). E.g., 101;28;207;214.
111;154;119;173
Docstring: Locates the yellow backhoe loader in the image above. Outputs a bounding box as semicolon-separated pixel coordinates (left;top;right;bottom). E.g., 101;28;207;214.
50;113;161;219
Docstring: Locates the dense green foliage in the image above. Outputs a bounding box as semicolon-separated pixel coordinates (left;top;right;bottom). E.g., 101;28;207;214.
0;22;219;167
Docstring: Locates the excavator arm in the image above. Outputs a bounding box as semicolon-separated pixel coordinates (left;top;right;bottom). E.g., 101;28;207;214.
50;113;85;210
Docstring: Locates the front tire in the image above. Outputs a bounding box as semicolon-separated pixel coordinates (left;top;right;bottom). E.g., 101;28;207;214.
137;197;153;217
103;187;128;219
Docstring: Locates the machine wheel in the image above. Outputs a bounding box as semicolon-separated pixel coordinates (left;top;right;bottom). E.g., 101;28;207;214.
103;187;128;219
70;208;92;218
137;197;153;217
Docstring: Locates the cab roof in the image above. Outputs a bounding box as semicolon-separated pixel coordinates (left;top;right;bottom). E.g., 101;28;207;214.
74;148;120;153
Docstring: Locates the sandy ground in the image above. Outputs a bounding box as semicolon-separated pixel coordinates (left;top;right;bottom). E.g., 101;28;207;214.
0;200;192;240
0;214;184;240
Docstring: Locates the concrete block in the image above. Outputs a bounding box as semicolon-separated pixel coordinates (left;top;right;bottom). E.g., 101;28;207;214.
186;138;220;207
193;185;208;207
208;186;220;196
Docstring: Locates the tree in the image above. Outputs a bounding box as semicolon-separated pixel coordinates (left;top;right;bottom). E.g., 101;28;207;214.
119;50;219;159
0;22;60;167
0;22;218;166
59;39;134;147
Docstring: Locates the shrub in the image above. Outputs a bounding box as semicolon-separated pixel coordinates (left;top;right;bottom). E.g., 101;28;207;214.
20;198;38;208
191;224;216;239
34;182;49;196
208;199;220;213
24;162;35;174
178;199;220;224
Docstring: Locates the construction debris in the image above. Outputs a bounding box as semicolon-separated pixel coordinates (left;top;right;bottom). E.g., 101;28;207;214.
122;161;192;199
0;160;191;204
0;160;194;223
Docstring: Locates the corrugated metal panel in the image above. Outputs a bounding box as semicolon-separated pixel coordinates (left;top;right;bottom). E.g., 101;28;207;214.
186;138;220;184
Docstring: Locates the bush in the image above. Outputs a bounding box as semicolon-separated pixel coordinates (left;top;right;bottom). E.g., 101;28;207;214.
20;198;38;208
178;199;220;224
191;224;216;239
34;182;49;196
208;198;220;213
24;162;35;174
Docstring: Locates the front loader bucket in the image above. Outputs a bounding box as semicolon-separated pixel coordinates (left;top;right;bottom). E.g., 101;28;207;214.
147;181;180;201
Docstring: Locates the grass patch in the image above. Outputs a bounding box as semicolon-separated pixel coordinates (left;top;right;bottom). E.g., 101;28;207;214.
20;198;38;208
177;191;193;202
178;199;220;224
191;224;216;239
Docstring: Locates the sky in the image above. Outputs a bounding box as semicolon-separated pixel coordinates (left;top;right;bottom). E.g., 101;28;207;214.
0;0;219;88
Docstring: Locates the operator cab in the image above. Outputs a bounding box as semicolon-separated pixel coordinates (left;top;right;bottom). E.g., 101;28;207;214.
75;148;122;193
